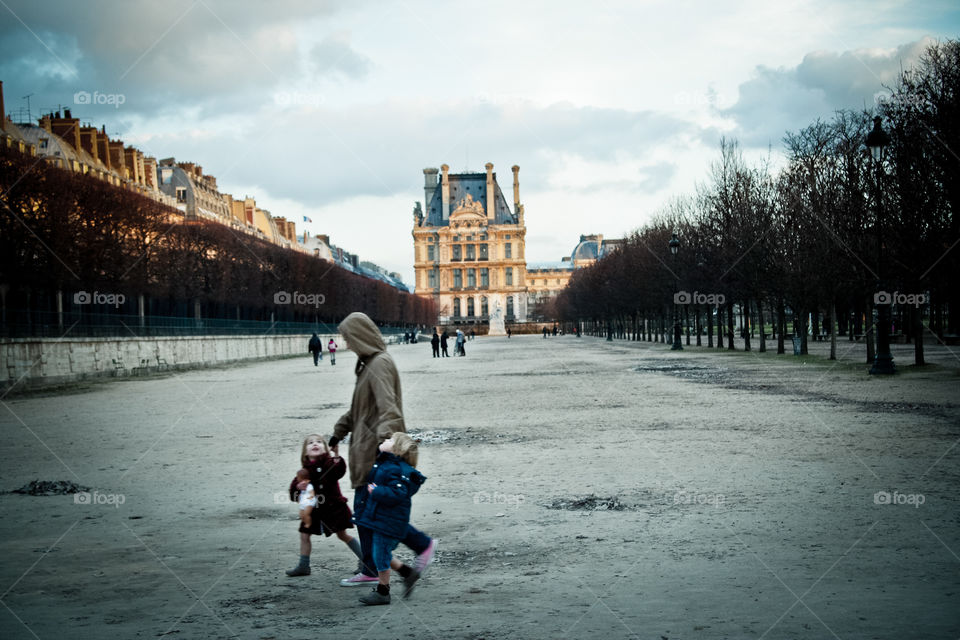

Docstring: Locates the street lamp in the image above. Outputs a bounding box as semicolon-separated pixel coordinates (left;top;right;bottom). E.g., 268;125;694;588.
669;232;682;350
866;116;895;375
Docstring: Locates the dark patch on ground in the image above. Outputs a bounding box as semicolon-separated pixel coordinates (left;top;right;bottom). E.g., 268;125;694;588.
543;495;633;511
10;480;91;495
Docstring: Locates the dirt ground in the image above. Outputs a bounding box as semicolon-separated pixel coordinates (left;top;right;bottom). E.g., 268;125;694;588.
1;335;958;639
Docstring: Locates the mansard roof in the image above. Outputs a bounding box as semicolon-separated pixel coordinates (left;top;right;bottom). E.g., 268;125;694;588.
424;171;518;227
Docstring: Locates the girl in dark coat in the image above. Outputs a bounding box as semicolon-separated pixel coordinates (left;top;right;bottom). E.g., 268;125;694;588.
430;330;440;357
285;434;363;576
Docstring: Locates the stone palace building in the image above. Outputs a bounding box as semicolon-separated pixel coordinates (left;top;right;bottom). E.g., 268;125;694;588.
412;162;620;325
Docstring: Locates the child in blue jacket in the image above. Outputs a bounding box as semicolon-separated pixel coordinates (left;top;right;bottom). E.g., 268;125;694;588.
355;432;432;605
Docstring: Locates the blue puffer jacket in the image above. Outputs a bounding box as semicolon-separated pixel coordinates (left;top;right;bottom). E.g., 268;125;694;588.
354;451;426;539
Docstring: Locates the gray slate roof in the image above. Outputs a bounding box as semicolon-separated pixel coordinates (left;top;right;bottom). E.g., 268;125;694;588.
424;172;517;226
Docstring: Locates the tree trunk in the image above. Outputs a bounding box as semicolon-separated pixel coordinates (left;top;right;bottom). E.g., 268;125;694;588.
829;301;837;360
865;297;875;364
914;305;925;366
743;299;752;352
758;298;766;353
726;300;735;350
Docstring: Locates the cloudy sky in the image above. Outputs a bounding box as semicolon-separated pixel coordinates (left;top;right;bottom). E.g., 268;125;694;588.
1;0;958;285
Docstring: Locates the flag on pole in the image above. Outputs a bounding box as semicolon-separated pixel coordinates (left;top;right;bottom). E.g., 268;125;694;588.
303;216;313;223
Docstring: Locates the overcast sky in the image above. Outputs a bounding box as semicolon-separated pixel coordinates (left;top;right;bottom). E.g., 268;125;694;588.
2;0;958;285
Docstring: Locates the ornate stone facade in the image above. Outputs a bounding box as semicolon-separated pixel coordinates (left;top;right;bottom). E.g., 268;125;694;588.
413;163;527;323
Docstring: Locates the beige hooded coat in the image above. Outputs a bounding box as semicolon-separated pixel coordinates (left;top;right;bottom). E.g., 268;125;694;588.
332;312;406;488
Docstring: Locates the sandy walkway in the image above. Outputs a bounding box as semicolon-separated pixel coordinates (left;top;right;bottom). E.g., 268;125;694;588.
1;335;958;639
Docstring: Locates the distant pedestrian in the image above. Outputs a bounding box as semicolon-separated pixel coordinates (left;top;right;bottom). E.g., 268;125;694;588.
552;324;558;336
328;338;338;365
507;328;512;339
440;330;449;357
469;329;475;341
431;330;440;358
542;327;548;339
456;329;466;357
309;333;323;366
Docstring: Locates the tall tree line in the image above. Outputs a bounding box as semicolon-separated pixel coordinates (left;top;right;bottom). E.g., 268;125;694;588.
0;146;435;332
556;40;958;364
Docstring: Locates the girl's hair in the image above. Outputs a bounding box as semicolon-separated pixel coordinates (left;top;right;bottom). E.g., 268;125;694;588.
300;434;330;466
391;432;419;467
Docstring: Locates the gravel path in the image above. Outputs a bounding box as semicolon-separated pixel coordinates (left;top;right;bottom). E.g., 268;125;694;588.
1;335;958;639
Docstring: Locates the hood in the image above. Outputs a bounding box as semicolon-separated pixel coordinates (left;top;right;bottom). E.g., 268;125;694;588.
338;312;385;358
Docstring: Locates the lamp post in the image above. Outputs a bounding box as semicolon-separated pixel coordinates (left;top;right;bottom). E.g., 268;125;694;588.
867;116;895;375
669;232;682;350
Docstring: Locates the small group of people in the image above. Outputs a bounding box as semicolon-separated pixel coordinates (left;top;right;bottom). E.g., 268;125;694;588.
288;313;436;606
541;324;561;338
402;331;418;344
308;333;337;366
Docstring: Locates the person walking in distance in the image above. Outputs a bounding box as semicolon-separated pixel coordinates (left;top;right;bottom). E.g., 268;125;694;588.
328;338;337;365
308;333;323;366
430;330;440;358
440;330;450;357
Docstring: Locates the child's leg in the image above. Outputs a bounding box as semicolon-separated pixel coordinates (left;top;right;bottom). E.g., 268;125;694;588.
299;531;311;557
286;531;312;576
336;529;364;563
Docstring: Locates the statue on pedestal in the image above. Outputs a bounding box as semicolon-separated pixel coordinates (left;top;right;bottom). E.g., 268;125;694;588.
488;300;506;336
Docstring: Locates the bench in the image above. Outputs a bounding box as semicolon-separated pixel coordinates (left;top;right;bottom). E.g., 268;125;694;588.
111;358;126;376
132;358;152;375
156;355;169;370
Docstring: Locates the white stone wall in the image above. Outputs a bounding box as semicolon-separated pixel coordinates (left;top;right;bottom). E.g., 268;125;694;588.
0;334;340;390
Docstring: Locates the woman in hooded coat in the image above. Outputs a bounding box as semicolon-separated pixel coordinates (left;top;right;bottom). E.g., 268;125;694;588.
327;312;436;588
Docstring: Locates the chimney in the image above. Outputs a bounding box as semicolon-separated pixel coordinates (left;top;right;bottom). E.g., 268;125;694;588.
423;167;438;216
485;162;495;220
511;165;520;212
441;164;450;220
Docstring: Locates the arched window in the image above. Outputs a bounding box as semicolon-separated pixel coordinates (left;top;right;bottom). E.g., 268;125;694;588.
506;296;514;318
467;298;475;317
481;296;488;317
453;298;461;317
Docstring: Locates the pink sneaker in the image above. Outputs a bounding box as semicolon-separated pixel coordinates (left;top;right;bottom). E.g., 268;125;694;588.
340;573;378;587
415;539;437;574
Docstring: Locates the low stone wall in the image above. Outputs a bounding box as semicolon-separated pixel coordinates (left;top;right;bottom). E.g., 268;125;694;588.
0;334;340;391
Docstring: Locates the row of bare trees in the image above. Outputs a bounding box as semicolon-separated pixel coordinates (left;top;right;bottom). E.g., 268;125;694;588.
0;145;435;335
556;40;958;365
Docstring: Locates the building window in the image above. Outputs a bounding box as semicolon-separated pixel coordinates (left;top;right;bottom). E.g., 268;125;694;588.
427;245;435;261
453;269;462;289
428;269;437;288
466;244;475;260
479;244;488;260
467;268;476;288
505;234;511;239
505;243;512;259
505;267;513;286
481;297;488;316
452;245;462;261
453;298;461;317
480;268;489;288
467;298;475;317
176;187;187;203
507;296;514;318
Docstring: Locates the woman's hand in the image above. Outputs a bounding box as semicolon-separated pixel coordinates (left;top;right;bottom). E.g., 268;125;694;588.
296;480;309;491
367;483;377;494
